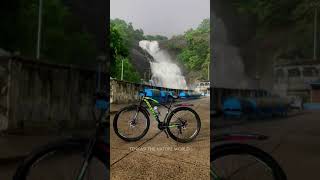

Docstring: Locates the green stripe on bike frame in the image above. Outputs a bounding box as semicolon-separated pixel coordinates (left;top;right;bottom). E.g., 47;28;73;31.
144;97;159;104
143;98;158;119
210;167;221;180
167;124;179;128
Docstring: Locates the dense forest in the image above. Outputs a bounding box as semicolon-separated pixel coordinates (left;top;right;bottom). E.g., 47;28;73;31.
164;19;210;81
110;19;144;83
232;0;320;60
110;18;210;83
0;0;105;65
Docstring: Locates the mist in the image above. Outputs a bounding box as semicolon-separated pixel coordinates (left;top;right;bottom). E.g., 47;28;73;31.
139;40;188;89
211;14;256;89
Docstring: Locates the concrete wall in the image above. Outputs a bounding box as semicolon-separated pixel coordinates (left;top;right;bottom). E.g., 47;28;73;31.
110;79;193;104
0;56;107;131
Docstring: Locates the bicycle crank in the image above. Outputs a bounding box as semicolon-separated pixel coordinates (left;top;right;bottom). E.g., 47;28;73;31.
158;122;169;138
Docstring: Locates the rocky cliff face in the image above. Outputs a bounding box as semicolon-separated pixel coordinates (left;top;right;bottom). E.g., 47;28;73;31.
129;44;151;78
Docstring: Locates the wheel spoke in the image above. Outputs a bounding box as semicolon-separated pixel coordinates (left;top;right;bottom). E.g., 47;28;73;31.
16;143;107;180
114;106;149;141
211;144;284;180
167;108;200;143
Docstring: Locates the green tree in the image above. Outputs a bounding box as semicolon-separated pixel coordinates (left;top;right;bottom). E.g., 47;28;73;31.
110;18;145;47
232;0;320;59
110;23;128;77
1;0;98;64
110;19;141;83
113;58;141;83
176;18;210;80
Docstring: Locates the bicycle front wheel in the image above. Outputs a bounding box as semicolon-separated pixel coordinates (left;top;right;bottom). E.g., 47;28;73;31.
13;138;108;180
167;107;201;143
113;105;150;142
211;143;286;180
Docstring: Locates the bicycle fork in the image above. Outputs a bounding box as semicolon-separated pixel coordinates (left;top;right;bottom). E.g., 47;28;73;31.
211;167;222;180
76;138;97;180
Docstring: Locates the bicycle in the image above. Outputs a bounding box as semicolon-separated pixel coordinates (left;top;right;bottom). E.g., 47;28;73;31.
13;92;110;180
113;90;201;143
210;133;287;180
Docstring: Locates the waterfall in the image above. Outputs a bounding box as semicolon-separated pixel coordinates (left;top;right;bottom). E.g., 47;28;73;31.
139;40;188;90
212;14;256;89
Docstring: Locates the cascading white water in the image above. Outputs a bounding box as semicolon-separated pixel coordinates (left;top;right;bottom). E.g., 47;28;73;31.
139;40;188;89
211;13;256;89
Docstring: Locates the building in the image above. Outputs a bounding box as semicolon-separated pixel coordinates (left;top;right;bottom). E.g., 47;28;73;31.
310;79;320;103
194;81;210;95
273;59;320;102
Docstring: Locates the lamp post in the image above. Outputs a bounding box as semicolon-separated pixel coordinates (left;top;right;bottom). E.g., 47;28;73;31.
121;59;124;80
314;6;318;60
208;62;210;81
36;0;43;60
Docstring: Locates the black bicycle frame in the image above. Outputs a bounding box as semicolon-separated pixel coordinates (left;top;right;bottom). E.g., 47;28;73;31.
137;94;175;127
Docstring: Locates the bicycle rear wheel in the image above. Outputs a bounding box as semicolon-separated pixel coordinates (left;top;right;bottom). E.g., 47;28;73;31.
13;138;108;180
166;107;201;143
211;143;286;180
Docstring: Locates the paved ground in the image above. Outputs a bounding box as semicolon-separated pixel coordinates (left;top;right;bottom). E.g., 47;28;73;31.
213;110;320;180
110;97;210;180
2;98;320;179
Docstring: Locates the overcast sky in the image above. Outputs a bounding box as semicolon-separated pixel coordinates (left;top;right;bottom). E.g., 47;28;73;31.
110;0;210;38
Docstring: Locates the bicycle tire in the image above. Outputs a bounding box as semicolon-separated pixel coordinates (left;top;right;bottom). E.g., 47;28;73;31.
113;105;150;142
166;107;201;143
211;143;287;180
13;138;108;180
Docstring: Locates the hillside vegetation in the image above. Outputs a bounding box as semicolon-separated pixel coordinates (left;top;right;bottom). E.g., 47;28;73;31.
0;0;100;65
232;0;320;60
163;19;210;82
110;18;210;83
